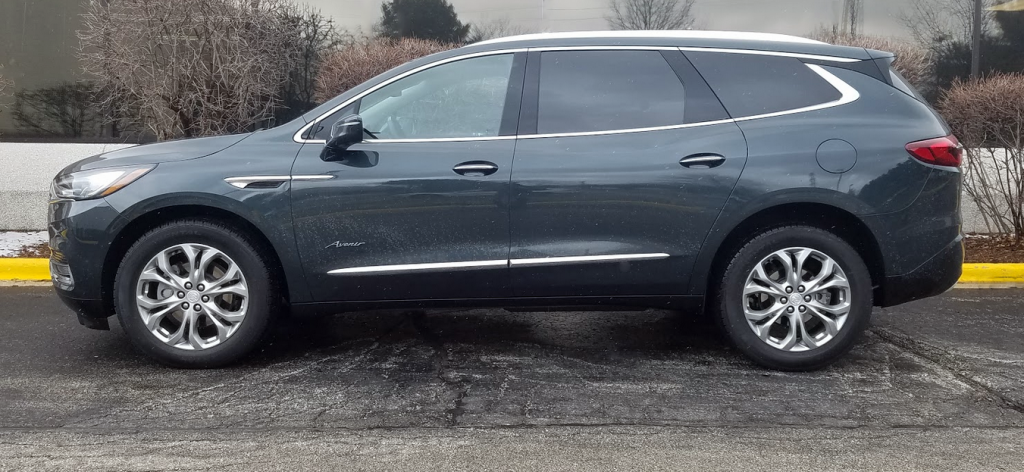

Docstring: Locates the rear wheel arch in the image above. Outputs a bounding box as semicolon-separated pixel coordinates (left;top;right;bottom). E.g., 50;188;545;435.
696;202;885;303
101;205;290;317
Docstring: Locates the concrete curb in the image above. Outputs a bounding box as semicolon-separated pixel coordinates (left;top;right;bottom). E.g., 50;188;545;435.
956;263;1024;288
2;258;1024;287
0;259;49;281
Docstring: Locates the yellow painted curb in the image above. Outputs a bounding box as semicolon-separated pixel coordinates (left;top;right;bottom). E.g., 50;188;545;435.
959;263;1024;284
1;259;1024;285
0;258;50;281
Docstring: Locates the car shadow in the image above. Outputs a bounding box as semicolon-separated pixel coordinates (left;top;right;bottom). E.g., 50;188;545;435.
244;308;732;367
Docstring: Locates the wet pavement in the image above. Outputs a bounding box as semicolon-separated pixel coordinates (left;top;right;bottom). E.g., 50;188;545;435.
1;286;1022;470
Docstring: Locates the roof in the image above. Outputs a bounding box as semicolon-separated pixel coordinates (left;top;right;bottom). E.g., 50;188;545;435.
474;30;826;46
463;29;871;61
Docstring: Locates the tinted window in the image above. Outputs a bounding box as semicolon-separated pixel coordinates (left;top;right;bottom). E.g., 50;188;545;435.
685;52;842;118
310;103;357;140
537;50;686;134
890;68;926;103
358;54;514;139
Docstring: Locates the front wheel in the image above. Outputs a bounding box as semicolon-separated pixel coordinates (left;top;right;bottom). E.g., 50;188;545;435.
714;226;872;371
114;219;278;367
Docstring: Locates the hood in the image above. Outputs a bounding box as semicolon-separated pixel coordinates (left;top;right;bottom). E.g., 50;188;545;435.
68;133;252;173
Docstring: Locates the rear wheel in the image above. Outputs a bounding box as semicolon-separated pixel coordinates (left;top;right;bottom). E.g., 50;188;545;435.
714;226;872;371
114;219;278;367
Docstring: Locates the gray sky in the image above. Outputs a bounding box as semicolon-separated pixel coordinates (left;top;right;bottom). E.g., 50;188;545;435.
306;0;916;38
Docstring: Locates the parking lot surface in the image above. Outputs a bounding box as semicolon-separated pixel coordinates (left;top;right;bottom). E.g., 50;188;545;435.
1;286;1023;470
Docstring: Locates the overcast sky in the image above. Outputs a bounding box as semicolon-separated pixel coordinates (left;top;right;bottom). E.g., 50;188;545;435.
304;0;917;38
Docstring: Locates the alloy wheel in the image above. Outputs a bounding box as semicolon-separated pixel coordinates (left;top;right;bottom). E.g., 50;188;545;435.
742;247;851;352
135;243;249;350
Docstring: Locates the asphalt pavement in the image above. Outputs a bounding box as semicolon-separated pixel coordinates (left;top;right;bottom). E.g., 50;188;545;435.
1;286;1023;470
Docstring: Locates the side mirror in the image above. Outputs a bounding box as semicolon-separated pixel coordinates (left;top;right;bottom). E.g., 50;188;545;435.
321;114;364;161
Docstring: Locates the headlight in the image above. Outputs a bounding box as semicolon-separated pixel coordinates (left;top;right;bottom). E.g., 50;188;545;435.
51;165;155;200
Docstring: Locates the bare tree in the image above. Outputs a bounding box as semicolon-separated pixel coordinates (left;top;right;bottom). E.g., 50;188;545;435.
276;5;343;123
79;0;303;140
840;0;864;38
901;0;996;45
607;0;697;30
467;17;531;43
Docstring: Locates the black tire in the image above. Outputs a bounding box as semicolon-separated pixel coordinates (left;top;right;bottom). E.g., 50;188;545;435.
114;219;278;368
713;226;872;371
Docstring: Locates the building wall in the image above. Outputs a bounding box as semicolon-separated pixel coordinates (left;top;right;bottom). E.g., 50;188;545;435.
0;0;87;135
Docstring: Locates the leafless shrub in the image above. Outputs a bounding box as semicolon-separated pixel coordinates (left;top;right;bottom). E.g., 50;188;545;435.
938;74;1024;241
315;38;454;103
276;5;343;122
79;0;304;140
607;0;697;30
467;18;531;42
812;29;933;91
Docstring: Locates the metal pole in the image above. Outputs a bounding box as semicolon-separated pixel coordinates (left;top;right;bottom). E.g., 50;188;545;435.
972;0;982;78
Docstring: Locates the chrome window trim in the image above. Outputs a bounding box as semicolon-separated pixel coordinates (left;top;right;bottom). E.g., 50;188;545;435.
509;253;670;267
327;253;672;275
364;136;517;144
531;45;678;51
677;46;860;63
297;46;860;145
293;48;526;144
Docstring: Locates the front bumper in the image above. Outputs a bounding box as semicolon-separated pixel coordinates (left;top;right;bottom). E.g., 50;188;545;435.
48;197;122;328
877;235;963;307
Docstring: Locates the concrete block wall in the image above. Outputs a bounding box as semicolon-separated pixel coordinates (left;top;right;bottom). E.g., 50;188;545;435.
0;143;136;230
0;142;1001;233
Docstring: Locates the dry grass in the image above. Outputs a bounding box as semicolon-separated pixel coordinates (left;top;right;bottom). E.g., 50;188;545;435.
315;38;454;103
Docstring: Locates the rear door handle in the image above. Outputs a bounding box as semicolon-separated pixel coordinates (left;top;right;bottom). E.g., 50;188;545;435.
453;161;499;176
680;154;726;168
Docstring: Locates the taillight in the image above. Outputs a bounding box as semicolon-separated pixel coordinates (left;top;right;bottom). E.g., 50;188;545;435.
906;135;962;167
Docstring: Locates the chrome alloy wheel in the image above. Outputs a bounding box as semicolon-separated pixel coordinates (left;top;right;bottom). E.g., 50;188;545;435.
742;247;851;352
135;243;249;350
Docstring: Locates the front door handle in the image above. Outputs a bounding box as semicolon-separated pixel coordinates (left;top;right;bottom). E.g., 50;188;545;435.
680;153;726;168
453;161;499;176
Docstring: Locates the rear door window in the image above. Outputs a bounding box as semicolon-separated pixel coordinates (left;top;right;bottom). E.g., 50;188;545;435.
684;51;842;118
536;50;686;134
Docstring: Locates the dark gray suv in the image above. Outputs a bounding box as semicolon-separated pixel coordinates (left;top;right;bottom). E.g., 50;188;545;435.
48;31;963;370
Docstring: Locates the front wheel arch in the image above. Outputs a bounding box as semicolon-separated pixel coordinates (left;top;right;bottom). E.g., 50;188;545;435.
102;205;290;318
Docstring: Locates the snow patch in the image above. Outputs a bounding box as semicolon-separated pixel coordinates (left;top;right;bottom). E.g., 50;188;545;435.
0;231;48;257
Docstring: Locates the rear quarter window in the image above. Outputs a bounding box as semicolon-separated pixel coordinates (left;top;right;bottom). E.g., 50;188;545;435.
684;51;842;118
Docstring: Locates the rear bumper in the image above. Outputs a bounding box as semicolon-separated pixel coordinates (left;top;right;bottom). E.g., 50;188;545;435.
877;235;963;307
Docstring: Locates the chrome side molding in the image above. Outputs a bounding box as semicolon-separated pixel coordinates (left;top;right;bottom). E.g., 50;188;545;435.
509;253;670;267
328;253;671;275
328;260;508;275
